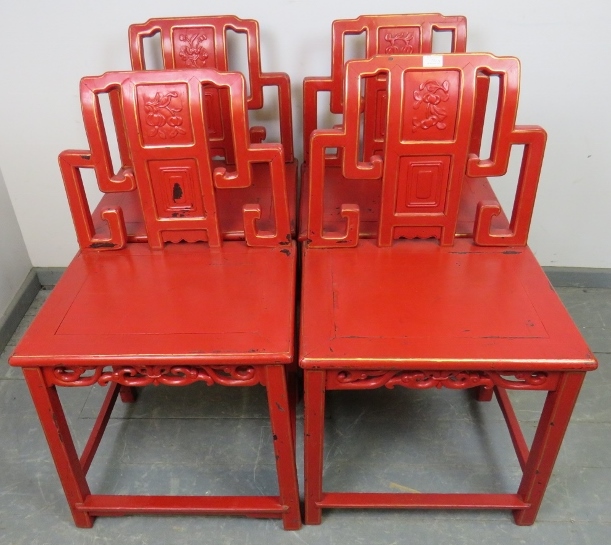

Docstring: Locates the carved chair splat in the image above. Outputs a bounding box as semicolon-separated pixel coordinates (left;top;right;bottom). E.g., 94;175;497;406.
306;54;545;248
302;13;467;164
299;14;504;242
11;68;300;530
129;15;294;162
95;16;296;244
300;53;597;526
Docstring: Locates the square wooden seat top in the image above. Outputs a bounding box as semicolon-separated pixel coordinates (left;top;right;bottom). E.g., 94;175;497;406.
300;238;596;373
11;241;297;367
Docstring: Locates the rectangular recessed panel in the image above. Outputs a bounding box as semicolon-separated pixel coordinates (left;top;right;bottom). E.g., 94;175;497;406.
171;26;217;68
377;27;421;54
395;156;450;213
332;249;548;341
56;251;273;336
203;87;225;140
403;69;460;141
148;159;206;219
136;83;194;146
374;88;387;140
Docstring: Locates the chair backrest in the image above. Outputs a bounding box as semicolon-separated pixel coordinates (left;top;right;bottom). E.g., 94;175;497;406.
128;16;294;162
306;53;546;248
303;14;468;162
63;68;291;250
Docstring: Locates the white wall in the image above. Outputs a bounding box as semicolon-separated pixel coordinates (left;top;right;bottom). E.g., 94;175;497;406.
0;0;609;267
0;167;32;316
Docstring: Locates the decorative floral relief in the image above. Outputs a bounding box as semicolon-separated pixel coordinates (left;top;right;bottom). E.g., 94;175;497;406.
178;33;209;67
46;364;262;388
412;80;450;131
144;91;187;139
327;370;556;391
384;31;414;54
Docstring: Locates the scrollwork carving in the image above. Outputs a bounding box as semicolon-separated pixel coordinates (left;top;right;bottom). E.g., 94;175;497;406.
492;371;557;390
45;364;262;388
326;369;557;391
412;80;450;131
384;32;414;54
178;33;209;67
145;91;187;139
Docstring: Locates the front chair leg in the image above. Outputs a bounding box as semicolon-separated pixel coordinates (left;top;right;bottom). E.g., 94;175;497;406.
265;365;302;530
22;367;94;528
514;372;585;525
303;369;326;525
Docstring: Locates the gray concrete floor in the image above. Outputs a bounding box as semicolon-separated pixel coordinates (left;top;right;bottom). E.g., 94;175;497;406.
0;286;609;544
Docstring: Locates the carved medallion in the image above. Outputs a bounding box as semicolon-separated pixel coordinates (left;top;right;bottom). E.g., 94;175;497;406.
144;91;187;139
412;80;450;131
384;31;414;54
178;33;209;67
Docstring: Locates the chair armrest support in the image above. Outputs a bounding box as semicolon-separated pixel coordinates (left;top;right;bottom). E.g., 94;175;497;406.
473;126;547;246
58;150;127;251
214;143;291;247
306;130;360;248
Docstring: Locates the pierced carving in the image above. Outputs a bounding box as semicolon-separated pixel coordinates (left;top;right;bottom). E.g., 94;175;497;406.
384;32;414;54
45;364;262;388
178;33;209;67
492;372;556;390
412;80;450;131
145;91;187;139
326;370;558;391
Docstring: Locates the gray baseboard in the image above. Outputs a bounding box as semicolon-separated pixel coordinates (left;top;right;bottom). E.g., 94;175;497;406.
34;267;67;288
542;267;611;289
32;266;611;289
0;269;41;350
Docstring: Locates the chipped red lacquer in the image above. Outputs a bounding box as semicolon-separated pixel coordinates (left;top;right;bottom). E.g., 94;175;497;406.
94;16;296;244
10;68;300;530
299;53;597;525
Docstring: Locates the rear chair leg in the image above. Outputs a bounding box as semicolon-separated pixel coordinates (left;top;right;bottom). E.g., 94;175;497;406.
119;385;138;403
475;385;494;402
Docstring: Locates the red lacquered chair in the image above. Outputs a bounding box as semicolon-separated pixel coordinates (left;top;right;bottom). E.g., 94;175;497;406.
299;14;505;241
300;53;597;525
92;16;296;243
10;68;300;530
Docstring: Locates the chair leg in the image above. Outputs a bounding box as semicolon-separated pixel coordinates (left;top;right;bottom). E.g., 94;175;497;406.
514;371;585;525
22;367;94;528
286;365;299;451
265;365;302;530
119;385;138;403
303;369;326;525
475;385;494;402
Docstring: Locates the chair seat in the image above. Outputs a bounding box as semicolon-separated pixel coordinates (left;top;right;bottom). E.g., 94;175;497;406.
300;237;595;371
92;160;298;243
12;241;297;367
298;166;509;240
